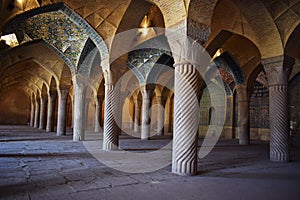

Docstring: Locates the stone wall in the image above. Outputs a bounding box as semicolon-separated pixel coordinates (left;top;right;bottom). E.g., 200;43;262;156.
249;81;270;140
0;89;30;125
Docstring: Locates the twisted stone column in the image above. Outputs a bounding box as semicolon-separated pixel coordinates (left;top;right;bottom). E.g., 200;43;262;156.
236;84;250;145
103;82;120;150
172;63;201;175
102;69;121;150
34;97;40;128
73;79;87;141
94;95;104;132
156;96;166;136
39;97;48;130
263;56;294;162
30;100;35;127
57;89;69;136
46;91;57;132
141;86;154;140
133;96;142;133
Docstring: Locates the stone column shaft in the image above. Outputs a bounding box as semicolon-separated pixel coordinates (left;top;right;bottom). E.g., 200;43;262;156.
46;92;57;132
156;96;166;136
236;85;249;145
57;89;69;136
30;101;35;127
34;98;40;128
141;87;154;140
85;98;91;130
73;81;87;141
94;96;103;132
172;63;201;176
133;98;141;133
39;97;47;129
263;56;294;162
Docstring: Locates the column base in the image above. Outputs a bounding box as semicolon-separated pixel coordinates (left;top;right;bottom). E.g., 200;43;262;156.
239;139;249;145
103;143;119;151
172;163;197;176
270;152;289;162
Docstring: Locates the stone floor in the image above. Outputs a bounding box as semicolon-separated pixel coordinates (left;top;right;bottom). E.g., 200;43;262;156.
0;125;300;200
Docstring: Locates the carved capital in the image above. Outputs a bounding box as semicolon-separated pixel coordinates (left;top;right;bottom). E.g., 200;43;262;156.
235;84;249;101
187;19;210;45
262;56;294;86
59;89;69;100
103;69;115;86
141;85;154;100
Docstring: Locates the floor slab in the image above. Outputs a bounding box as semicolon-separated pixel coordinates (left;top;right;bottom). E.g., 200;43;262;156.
0;125;300;200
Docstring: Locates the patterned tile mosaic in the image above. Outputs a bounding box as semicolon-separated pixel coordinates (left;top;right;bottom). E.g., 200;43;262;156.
24;11;88;70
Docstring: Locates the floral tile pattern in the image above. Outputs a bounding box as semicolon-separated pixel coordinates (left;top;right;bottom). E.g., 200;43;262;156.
24;11;88;72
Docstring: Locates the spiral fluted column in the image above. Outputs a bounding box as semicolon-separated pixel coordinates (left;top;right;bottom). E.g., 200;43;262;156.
141;86;154;140
46;91;57;132
34;98;40;128
236;84;250;145
39;97;47;130
94;95;104;132
30;100;35;127
103;83;120;150
57;89;69;136
73;79;87;141
172;63;201;176
133;96;142;133
263;56;294;162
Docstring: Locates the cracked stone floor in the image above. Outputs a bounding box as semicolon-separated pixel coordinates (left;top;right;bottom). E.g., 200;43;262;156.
0;125;300;200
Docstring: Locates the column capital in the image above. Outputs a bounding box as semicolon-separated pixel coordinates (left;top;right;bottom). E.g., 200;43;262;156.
166;22;205;65
262;55;294;86
140;85;154;100
187;19;210;45
59;89;69;100
235;84;250;101
103;69;116;86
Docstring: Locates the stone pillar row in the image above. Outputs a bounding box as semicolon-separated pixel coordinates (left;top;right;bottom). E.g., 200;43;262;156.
30;88;70;135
